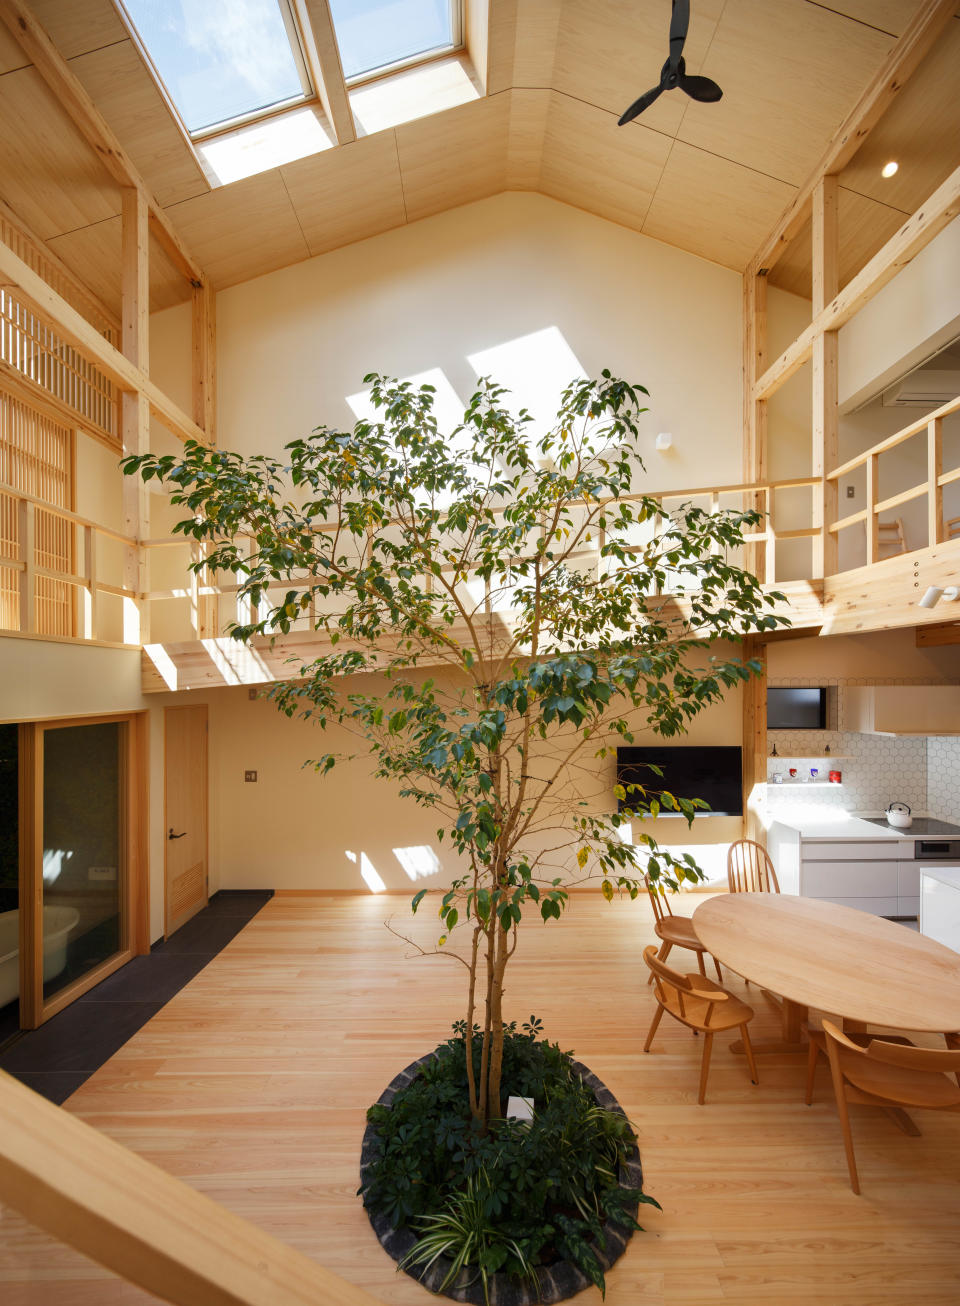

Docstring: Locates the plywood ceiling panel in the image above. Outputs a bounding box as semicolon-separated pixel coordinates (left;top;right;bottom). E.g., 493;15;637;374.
679;0;895;186
553;0;725;139
768;185;910;298
46;213;188;316
540;91;670;234
642;140;797;271
0;22;29;74
163;170;310;289
30;0;127;59
281;131;406;257
485;0;517;96
0;66;120;239
510;0;563;87
838;16;960;215
810;0;929;35
506;88;549;190
70;39;209;209
396;95;510;224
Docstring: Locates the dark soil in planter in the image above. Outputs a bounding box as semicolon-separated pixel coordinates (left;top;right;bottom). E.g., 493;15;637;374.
360;1054;645;1305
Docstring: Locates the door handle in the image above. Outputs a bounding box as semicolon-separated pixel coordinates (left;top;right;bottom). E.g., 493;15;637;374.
168;828;187;840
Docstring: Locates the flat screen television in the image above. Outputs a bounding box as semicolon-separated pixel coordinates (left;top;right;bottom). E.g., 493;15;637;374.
615;746;742;817
767;687;826;730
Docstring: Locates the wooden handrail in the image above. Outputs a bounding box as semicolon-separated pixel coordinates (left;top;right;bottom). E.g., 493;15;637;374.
827;392;960;480
0;1069;385;1306
0;479;135;546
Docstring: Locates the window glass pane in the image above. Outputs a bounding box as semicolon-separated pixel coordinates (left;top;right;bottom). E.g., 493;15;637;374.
42;723;123;1000
123;0;307;134
330;0;453;80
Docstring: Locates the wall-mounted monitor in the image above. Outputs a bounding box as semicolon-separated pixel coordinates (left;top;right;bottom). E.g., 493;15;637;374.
767;687;826;730
616;746;743;817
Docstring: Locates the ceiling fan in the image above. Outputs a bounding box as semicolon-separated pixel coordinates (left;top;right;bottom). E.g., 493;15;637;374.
618;0;723;126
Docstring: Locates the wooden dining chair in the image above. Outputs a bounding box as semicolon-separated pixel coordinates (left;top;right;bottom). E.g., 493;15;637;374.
727;838;780;894
645;873;722;983
643;945;759;1104
807;1020;960;1194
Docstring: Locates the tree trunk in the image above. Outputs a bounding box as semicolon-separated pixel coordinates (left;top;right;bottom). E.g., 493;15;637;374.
485;925;509;1121
465;924;481;1123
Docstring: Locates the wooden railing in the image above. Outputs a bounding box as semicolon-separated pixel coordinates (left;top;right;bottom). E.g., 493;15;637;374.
0;206;120;447
0;1069;384;1306
0;481;136;641
826;393;960;562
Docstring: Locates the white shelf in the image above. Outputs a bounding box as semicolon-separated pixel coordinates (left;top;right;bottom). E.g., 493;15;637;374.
769;781;843;788
769;754;850;760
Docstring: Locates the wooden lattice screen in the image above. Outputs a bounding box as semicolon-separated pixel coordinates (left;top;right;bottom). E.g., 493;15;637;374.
0;388;74;635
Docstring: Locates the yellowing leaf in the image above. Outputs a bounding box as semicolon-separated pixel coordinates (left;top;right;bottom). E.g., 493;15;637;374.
438;934;447;947
577;847;589;869
601;879;614;902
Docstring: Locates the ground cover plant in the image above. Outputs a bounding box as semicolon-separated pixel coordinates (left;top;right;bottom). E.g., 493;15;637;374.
361;1017;659;1301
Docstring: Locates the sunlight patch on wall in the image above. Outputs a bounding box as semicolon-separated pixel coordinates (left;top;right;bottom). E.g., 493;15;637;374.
143;643;179;691
393;844;441;881
347;848;386;893
199;106;334;186
467;328;587;452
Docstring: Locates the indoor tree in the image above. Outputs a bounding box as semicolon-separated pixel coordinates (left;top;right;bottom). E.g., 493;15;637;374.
124;370;786;1128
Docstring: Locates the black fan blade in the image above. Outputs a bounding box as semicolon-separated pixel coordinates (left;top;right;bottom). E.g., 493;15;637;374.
618;84;664;125
667;0;690;72
678;72;723;102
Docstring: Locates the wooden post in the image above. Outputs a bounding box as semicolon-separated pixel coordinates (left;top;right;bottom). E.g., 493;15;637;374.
741;636;767;844
191;281;219;635
927;416;943;546
17;496;34;633
742;271;767;580
866;453;879;564
83;522;97;640
764;488;776;583
811;176;839;579
121;188;150;645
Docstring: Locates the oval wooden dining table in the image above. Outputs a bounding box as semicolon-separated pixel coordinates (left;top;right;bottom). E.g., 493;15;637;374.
693;893;960;1055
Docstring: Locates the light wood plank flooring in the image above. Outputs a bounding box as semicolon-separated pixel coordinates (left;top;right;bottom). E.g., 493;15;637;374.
2;892;960;1305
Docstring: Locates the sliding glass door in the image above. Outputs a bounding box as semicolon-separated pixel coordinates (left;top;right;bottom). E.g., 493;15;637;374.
16;713;147;1029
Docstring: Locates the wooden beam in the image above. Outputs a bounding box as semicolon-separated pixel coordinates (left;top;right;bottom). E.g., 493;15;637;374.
749;0;958;276
755;164;960;401
0;0;205;286
812;176;838;315
296;0;356;144
865;454;879;564
822;539;960;636
191;281;216;438
916;621;960;647
0;1069;388;1306
0;238;207;445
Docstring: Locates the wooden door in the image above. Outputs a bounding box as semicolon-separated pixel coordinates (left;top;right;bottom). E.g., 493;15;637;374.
164;705;208;936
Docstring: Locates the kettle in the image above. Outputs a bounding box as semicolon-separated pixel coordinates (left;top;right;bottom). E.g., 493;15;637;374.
885;801;912;829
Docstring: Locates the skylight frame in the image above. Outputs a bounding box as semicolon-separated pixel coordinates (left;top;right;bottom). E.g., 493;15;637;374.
116;0;317;143
338;1;464;90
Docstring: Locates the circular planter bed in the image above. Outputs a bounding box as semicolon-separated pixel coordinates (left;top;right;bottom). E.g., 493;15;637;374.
360;1051;646;1305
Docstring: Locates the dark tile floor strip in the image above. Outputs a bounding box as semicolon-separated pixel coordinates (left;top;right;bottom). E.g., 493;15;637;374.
0;890;273;1104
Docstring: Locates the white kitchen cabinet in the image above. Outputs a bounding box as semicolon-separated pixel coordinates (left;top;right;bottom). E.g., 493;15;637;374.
898;862;921;918
920;869;960;953
799;840;904;916
809;895;900;916
844;685;960;735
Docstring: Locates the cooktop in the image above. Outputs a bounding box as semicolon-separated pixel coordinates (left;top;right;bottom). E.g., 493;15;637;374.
863;817;960;837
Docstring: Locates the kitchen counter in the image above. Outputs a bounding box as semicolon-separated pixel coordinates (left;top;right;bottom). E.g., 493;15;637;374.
920;868;960;953
767;812;916;841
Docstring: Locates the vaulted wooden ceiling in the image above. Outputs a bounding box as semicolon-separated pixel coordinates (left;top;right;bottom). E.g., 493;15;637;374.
1;0;958;319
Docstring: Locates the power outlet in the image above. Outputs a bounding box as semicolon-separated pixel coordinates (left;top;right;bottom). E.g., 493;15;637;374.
89;865;117;881
846;484;855;499
244;770;258;783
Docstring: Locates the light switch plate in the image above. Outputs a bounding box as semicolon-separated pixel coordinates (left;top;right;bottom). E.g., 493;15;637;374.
244;770;258;783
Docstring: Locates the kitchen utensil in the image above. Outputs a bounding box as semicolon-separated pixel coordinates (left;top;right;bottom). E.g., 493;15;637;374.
809;767;819;780
789;767;797;778
829;770;842;784
886;801;912;829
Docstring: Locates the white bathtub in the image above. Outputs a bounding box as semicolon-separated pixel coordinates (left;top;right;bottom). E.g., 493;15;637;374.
0;906;80;1009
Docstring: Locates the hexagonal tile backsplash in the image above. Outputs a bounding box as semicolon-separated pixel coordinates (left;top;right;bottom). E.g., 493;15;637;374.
765;679;960;821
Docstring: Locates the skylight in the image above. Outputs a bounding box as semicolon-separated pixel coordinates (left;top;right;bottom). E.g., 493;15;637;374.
330;0;458;82
122;0;311;136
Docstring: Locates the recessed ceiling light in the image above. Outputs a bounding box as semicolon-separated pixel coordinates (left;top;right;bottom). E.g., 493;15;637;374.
881;161;899;178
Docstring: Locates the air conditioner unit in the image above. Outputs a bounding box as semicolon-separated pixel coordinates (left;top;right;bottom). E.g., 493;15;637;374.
881;369;960;408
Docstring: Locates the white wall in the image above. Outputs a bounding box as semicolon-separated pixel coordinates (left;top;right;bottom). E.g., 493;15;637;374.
840;217;960;412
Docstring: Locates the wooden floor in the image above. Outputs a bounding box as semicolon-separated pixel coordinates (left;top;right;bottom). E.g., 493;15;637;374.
2;892;960;1305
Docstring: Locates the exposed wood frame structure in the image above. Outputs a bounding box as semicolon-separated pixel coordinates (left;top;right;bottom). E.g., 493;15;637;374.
740;2;960;840
295;0;357;144
0;1068;386;1306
